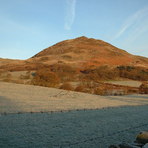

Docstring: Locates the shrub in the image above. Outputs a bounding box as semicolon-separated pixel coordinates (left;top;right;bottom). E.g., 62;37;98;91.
50;64;77;82
75;85;84;92
116;66;148;81
75;85;85;92
60;82;73;91
80;66;119;82
139;82;148;94
94;86;105;95
31;68;60;87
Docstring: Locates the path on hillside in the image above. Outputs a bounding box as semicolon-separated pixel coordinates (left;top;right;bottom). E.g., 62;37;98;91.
0;105;148;148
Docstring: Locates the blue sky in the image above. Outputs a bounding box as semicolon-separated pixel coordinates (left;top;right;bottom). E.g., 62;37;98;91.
0;0;148;59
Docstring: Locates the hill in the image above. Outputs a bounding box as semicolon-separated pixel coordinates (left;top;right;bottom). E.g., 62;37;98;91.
31;36;148;68
0;36;148;71
0;36;148;95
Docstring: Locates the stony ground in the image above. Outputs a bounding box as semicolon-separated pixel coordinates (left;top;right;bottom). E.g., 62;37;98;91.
0;106;148;148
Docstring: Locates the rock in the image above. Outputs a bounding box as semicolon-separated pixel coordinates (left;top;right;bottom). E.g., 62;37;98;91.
136;131;148;144
142;143;148;148
109;131;148;148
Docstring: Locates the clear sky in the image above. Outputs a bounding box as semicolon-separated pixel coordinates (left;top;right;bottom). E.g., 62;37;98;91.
0;0;148;59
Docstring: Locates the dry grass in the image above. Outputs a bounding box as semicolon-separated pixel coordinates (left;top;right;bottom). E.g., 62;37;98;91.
105;80;142;87
0;82;148;114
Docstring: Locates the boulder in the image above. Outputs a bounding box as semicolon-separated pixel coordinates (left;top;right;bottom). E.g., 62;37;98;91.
142;143;148;148
136;131;148;144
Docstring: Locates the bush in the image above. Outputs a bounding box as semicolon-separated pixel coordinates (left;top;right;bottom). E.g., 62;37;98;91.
50;64;77;82
60;82;73;91
94;86;105;95
75;85;85;92
31;68;60;87
80;66;119;82
116;66;148;81
139;82;148;94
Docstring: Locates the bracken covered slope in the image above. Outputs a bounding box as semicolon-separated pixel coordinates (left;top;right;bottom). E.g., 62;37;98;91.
31;36;148;68
0;36;148;72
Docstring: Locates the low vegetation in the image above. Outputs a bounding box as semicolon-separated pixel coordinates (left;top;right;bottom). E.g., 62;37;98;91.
60;82;74;91
0;64;148;95
116;66;148;81
31;68;60;87
139;82;148;94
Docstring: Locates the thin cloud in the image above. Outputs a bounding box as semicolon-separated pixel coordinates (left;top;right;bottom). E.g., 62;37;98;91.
113;6;148;40
65;0;76;30
126;19;148;43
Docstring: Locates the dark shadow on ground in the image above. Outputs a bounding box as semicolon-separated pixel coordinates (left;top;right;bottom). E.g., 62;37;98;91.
0;96;22;113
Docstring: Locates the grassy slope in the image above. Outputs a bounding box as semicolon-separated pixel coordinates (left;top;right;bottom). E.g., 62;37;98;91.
0;82;148;113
